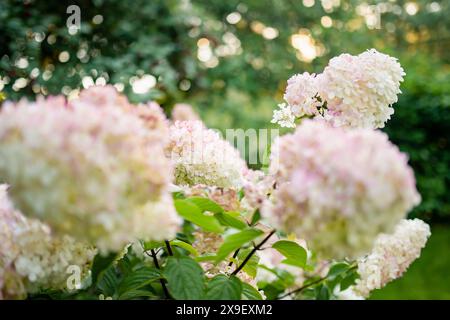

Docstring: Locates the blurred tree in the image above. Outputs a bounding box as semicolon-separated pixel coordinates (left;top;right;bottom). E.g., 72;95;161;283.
0;0;201;104
1;0;449;103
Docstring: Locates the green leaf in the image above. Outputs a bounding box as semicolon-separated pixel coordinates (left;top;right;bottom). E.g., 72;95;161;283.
187;197;224;213
279;259;303;267
250;209;261;225
118;267;161;295
117;247;140;274
170;239;199;256
97;267;120;297
163;256;205;300
215;212;247;230
91;252;117;285
216;228;263;262
237;249;260;278
242;282;263;300
180;221;196;243
327;262;350;279
118;289;156;300
205;275;242;300
303;264;315;272
195;254;217;262
172;191;185;200
340;271;359;291
238;189;245;201
174;199;224;233
143;240;164;251
272;240;307;268
261;282;286;300
274;269;297;288
241;282;263;300
316;284;330;300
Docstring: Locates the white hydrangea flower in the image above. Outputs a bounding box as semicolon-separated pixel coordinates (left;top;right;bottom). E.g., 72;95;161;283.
320;49;405;128
0;88;181;253
354;219;431;297
0;185;96;299
283;72;321;117
271;103;296;128
166;120;247;188
263;120;420;259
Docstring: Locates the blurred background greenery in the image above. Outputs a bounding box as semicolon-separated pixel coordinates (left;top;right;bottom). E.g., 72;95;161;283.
0;0;449;299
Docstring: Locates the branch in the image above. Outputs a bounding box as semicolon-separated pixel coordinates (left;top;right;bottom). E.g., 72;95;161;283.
165;240;173;256
279;263;358;299
146;249;171;299
278;277;325;300
228;248;241;267
231;229;276;276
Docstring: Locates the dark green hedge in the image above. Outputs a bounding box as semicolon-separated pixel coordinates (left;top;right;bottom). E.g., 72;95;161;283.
384;60;450;222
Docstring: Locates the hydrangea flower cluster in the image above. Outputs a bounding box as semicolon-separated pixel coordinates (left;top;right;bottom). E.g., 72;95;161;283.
263;120;420;259
0;185;96;299
74;86;170;141
0;89;181;253
272;49;405;129
166;120;247;188
354;219;431;297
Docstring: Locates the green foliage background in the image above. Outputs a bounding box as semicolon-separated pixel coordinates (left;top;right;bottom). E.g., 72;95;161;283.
1;0;449;299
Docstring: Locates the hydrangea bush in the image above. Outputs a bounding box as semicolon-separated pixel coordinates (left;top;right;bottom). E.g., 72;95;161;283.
0;50;431;300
